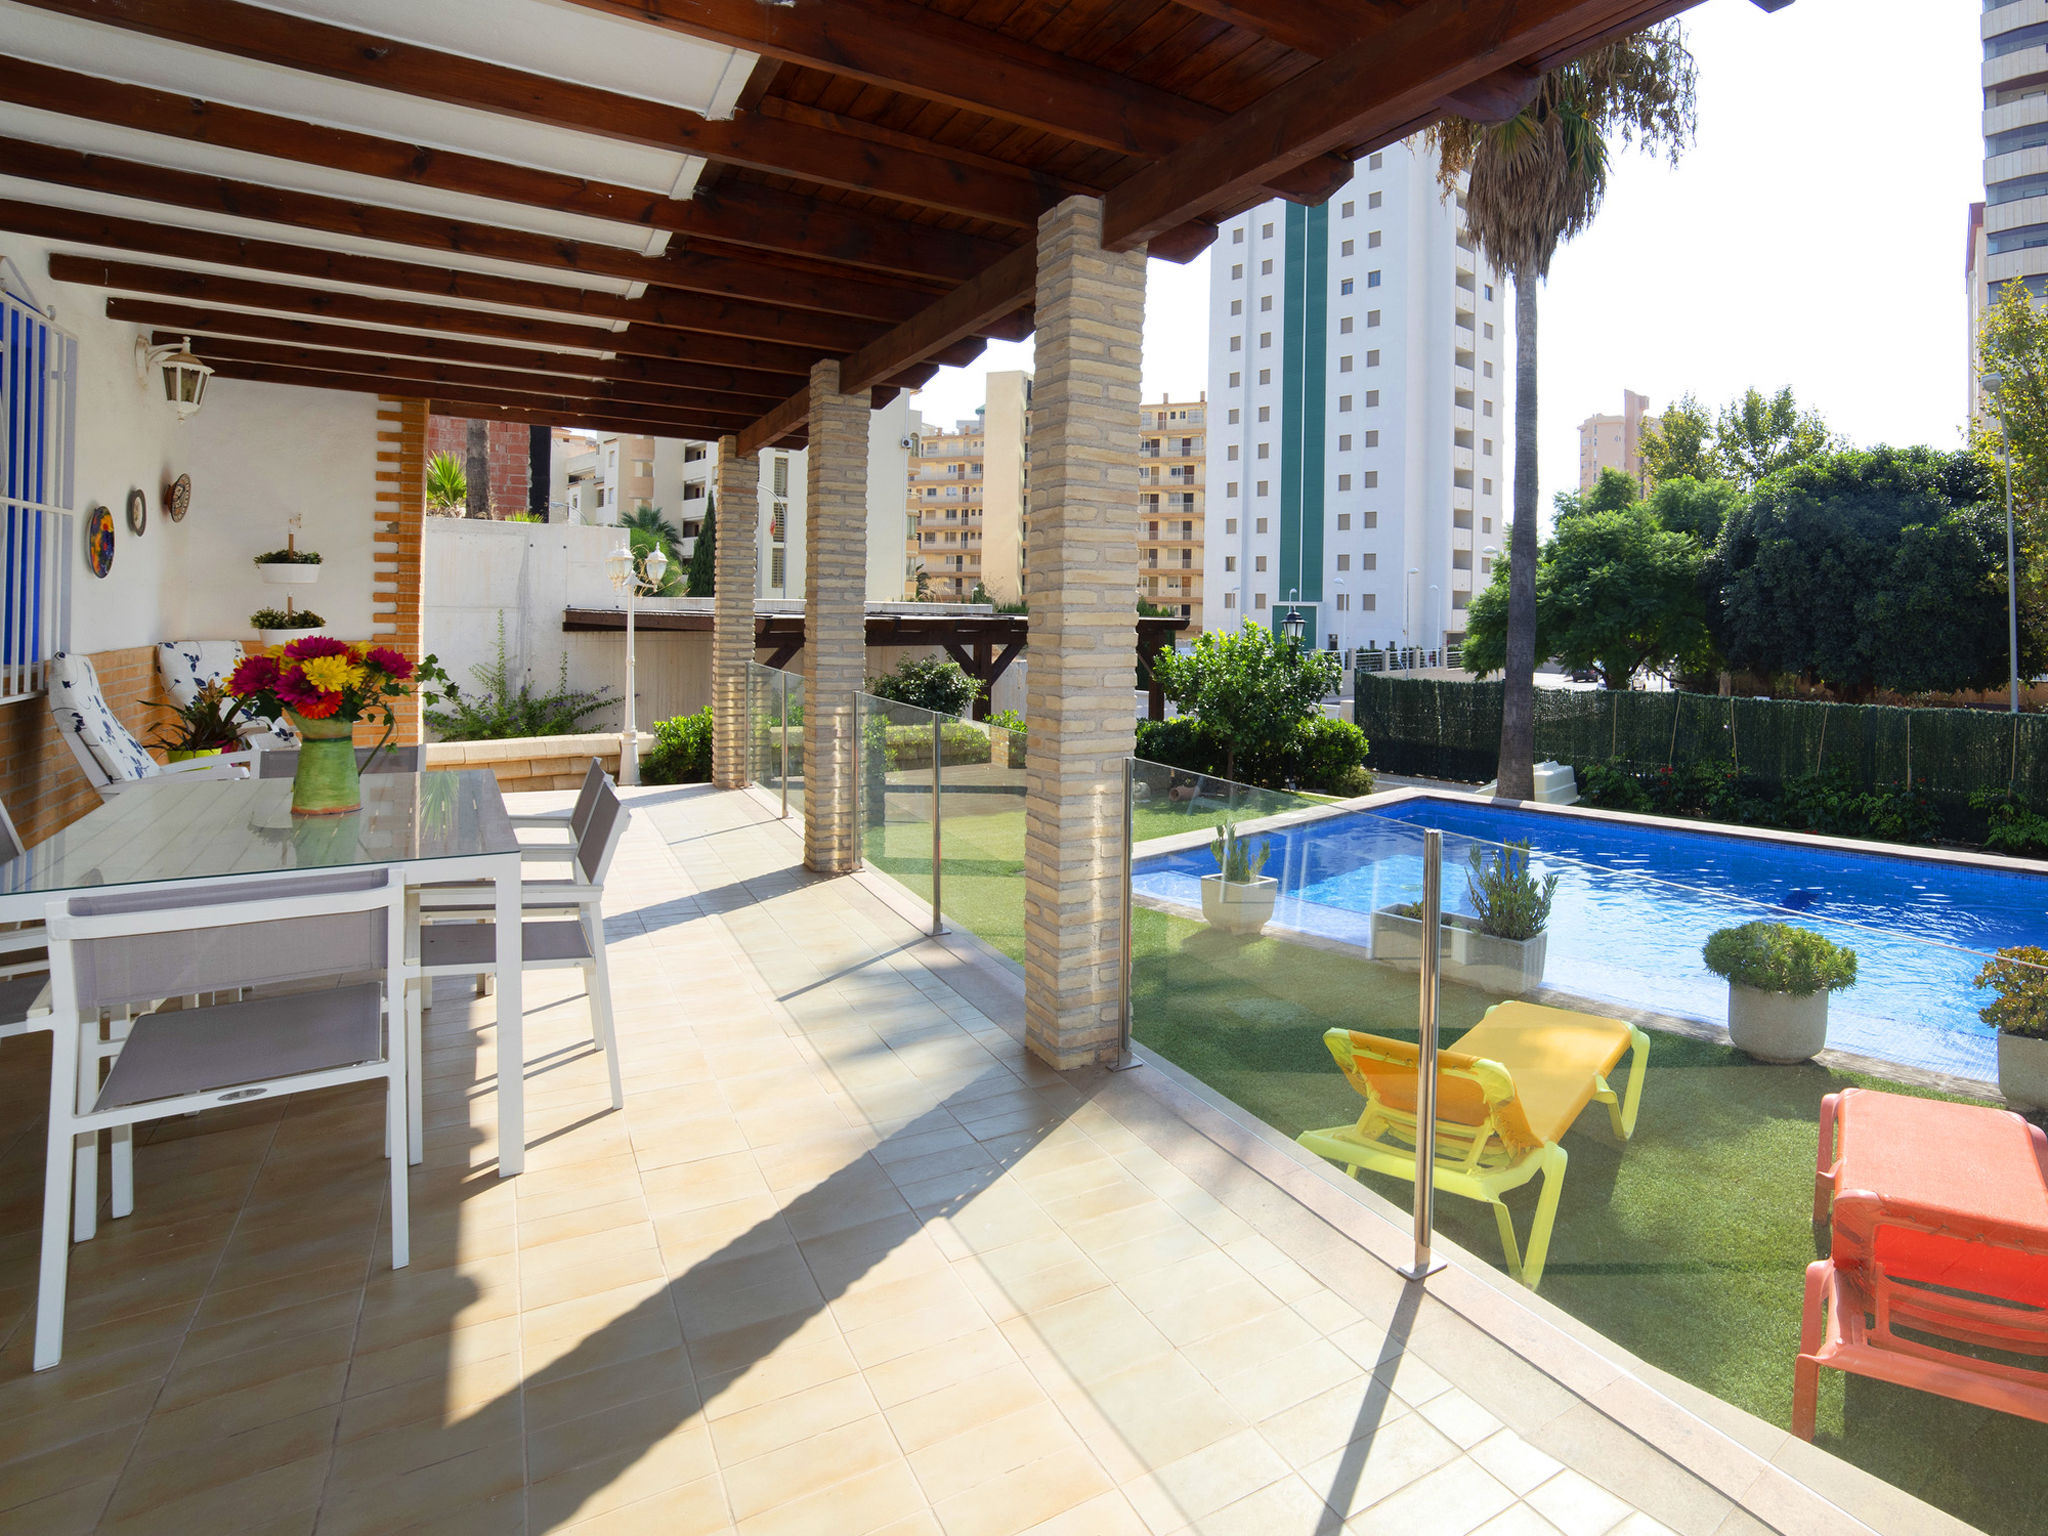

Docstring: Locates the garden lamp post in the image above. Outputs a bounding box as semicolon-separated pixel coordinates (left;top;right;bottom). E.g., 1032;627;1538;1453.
1281;587;1306;649
1986;369;2022;714
605;535;669;785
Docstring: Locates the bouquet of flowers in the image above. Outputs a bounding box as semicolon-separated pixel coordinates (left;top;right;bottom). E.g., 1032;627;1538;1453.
229;637;418;730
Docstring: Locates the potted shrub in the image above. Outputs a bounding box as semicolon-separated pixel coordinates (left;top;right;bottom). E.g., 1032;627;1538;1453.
1200;818;1278;935
1370;898;1446;970
147;680;247;761
1702;922;1857;1063
254;545;323;585
1975;946;2048;1110
1446;840;1559;996
251;606;327;648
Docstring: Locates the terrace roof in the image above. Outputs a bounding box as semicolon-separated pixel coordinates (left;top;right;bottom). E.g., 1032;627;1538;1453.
3;0;1701;449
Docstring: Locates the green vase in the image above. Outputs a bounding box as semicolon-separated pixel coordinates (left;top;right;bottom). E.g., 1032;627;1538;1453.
286;711;361;816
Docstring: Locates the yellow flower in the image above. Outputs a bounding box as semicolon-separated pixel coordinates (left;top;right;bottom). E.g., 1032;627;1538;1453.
297;654;366;693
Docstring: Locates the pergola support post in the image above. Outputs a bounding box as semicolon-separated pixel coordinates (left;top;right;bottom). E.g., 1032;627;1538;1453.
1022;195;1147;1071
711;434;758;789
803;358;868;874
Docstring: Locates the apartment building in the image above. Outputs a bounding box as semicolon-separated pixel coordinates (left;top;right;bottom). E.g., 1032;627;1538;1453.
1204;140;1507;655
1976;7;2048;416
1576;389;1661;491
1139;396;1206;630
906;370;1029;602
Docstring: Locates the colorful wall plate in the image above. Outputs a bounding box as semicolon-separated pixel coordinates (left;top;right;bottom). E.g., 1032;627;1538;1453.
86;505;114;577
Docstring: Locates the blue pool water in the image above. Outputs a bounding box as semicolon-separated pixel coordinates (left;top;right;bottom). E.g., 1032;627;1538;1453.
1131;798;2048;1081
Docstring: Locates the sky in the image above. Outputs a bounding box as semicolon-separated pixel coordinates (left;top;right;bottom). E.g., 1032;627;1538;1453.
908;0;1986;517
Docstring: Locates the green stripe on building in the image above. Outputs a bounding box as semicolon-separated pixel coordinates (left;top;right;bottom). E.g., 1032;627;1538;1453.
1280;201;1327;639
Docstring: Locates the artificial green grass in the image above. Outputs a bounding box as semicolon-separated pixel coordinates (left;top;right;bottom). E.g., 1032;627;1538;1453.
863;786;2048;1533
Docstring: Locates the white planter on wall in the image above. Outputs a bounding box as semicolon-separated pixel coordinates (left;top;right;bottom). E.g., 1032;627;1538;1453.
1726;984;1829;1063
257;626;327;648
258;562;322;586
1445;919;1549;997
1201;874;1278;935
1998;1033;2048;1111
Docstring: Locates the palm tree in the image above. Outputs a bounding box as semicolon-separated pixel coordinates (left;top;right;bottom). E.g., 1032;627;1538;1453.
1433;26;1696;798
618;503;684;596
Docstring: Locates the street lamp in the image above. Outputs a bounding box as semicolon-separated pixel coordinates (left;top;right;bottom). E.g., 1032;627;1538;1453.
1280;586;1306;649
605;535;670;785
1985;368;2023;714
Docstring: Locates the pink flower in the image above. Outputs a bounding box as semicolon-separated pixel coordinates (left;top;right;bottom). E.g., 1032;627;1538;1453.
362;646;413;681
283;635;352;662
227;654;281;695
276;667;332;712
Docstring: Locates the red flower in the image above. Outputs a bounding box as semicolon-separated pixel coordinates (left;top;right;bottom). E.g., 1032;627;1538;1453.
227;654;281;695
362;645;413;681
288;690;343;720
283;635;352;662
276;668;331;711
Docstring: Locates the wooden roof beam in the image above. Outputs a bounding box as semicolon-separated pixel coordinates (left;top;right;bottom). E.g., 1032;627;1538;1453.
1104;0;1673;251
0;59;1021;283
15;0;1049;226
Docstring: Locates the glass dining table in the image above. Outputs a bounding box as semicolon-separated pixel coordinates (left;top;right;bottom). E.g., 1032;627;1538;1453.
0;769;535;1175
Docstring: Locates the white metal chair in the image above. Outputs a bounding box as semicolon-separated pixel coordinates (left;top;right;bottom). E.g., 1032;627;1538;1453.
507;757;608;855
50;652;250;801
155;640;297;748
412;780;629;1133
35;869;410;1371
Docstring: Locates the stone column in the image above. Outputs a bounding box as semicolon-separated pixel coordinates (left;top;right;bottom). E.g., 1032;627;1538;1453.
1022;196;1147;1070
802;360;868;874
711;435;758;789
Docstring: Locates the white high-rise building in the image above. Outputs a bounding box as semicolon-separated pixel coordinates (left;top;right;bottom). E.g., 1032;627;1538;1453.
1974;6;2048;418
1204;141;1507;657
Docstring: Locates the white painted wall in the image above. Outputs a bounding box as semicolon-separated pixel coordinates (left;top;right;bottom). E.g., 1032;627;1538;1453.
178;377;381;643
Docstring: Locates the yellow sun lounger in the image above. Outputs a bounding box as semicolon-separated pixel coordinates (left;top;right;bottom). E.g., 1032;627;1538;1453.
1296;1002;1649;1288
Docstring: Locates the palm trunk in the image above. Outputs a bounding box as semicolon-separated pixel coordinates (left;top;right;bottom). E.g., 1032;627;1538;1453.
1497;272;1540;800
464;419;491;520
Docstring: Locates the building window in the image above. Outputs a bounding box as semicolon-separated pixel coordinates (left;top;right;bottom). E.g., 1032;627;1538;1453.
1224;555;1236;572
1337;394;1352;412
1483;439;1493;456
1337;475;1351;491
1257;406;1270;423
1482;479;1493;496
1339;356;1353;373
1258;369;1271;385
1483;516;1492;533
1361;593;1377;611
1484;283;1494;300
1254;555;1267;572
1231;264;1243;280
1229;335;1241;352
1335;593;1350;611
1259;332;1271;348
1363;471;1378;488
1339;317;1353;335
769;547;786;588
1366;351;1380;367
1229;371;1241;388
1340;239;1354;257
772;455;789;496
1255;516;1269;533
1452;591;1470;611
1226;483;1238;499
1483;400;1493;417
1365;430;1379;448
1256;443;1268;459
1228;408;1240;424
1366;391;1380;407
1368;231;1381;248
1341;200;1354;218
0;289;76;693
1337;514;1351;531
1366;311;1380;327
1230;299;1242;316
1337;554;1350;571
1225;517;1237;533
1260;295;1273;312
1255;592;1267;610
1362;553;1376;571
1369;152;1383;169
1338;434;1352;451
1226;445;1239;461
1261;259;1273;275
1224;591;1236;609
1483;322;1494;340
1363;510;1378;529
1340;278;1354;296
1368;271;1381;288
1483;362;1494;378
1233;227;1244;243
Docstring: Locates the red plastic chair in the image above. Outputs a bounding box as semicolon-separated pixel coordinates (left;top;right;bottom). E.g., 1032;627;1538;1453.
1796;1087;2048;1439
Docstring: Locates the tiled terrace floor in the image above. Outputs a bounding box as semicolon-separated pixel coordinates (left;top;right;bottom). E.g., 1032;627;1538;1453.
0;784;1936;1535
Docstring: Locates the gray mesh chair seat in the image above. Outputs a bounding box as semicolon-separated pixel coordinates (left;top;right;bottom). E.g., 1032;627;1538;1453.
257;744;424;778
419;921;590;969
34;868;410;1372
0;971;50;1034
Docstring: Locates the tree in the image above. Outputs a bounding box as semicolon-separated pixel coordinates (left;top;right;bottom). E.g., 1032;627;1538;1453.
1713;387;1838;488
1973;278;2048;666
1552;467;1640;524
1150;621;1339;782
1646;475;1740;547
1463;504;1710;689
1433;24;1697;798
618;503;684;596
1639;392;1713;484
1714;447;2026;696
686;494;716;597
425;452;466;515
463;418;490;519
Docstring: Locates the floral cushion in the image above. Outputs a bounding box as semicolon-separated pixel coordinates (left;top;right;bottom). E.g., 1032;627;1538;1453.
155;640;297;746
50;652;157;783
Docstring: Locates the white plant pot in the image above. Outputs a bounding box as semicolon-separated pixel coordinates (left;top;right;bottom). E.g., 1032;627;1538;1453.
1369;906;1446;969
1445;919;1549;997
259;563;322;586
1726;983;1829;1063
257;626;327;648
1201;874;1278;935
1998;1033;2048;1111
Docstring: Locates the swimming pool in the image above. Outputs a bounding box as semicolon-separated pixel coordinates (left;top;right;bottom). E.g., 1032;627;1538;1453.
1130;797;2048;1081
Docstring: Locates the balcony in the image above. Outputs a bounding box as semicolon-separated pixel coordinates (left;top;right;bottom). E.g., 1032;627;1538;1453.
1451;524;1474;550
1455;325;1476;353
1454;406;1476;434
1454;287;1475;318
1455;365;1476;393
1453;485;1475;512
1452;446;1475;473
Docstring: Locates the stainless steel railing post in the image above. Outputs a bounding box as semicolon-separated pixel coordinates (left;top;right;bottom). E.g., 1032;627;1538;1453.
779;670;790;820
1401;828;1447;1281
929;715;945;936
1109;756;1139;1071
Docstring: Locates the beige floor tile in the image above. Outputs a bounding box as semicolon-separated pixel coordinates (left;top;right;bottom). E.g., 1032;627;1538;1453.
1181;1473;1335;1536
929;1445;1113;1536
708;1370;877;1465
907;1399;1081;1504
1344;1458;1514;1536
1303;1410;1463;1524
528;1418;718;1529
1473;1507;1569;1536
556;1473;732;1536
1524;1470;1637;1536
733;1459;927;1536
723;1414;906;1524
1139;1426;1294;1526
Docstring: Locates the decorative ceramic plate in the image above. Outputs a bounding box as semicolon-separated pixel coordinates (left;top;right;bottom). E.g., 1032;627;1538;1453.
85;505;114;577
126;487;147;536
167;473;190;522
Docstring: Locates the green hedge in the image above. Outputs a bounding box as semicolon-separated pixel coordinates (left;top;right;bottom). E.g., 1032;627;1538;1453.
1353;672;2048;837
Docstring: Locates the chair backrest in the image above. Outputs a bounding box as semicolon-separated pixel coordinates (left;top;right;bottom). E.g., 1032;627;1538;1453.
51;869;397;1011
0;795;27;865
1322;1028;1542;1168
570;758;608;838
576;779;628;886
155;641;247;709
48;652;156;788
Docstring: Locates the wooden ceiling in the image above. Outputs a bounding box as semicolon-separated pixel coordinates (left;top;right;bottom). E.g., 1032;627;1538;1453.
0;0;1707;452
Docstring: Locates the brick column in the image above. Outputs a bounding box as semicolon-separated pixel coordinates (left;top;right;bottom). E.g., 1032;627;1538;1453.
372;396;427;745
1023;196;1147;1070
803;360;868;874
711;434;759;789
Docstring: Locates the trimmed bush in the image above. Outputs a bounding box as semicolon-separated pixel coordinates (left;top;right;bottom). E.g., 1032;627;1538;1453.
1135;714;1371;797
643;708;712;784
1702;922;1858;996
866;655;982;716
1977;946;2048;1038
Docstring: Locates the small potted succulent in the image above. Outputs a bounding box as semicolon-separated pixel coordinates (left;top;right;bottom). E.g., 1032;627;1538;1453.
1446;840;1559;996
1975;946;2048;1110
1201;818;1278;935
147;680;248;761
254;544;323;585
251;605;327;648
1703;921;1858;1063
